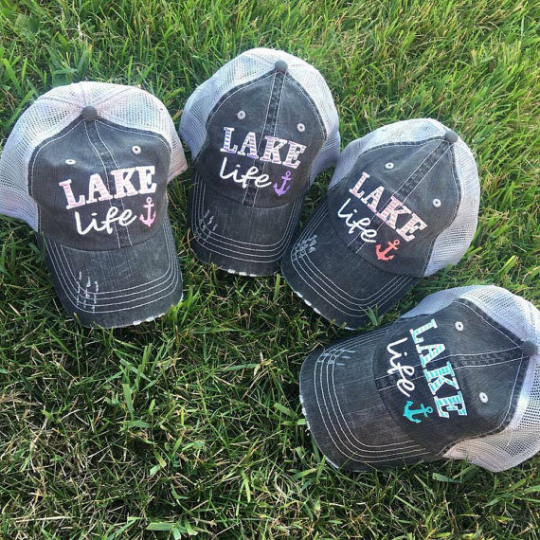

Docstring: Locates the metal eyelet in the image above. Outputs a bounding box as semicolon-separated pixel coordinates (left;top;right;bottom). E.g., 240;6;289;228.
237;110;246;120
297;123;305;132
132;146;141;154
433;198;442;208
65;159;76;165
479;392;488;403
385;162;394;170
455;321;464;331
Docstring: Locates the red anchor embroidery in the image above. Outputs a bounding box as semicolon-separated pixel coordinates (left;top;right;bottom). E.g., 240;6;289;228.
139;196;156;227
375;239;400;261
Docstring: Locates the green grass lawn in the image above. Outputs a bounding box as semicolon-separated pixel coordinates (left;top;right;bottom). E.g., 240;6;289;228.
0;0;539;538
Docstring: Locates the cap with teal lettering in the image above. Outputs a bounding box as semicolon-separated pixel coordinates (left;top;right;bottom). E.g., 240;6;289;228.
300;285;540;471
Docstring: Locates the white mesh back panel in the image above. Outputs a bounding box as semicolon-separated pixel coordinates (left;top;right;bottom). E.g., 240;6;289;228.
0;82;187;231
179;48;340;182
401;285;540;471
329;119;480;275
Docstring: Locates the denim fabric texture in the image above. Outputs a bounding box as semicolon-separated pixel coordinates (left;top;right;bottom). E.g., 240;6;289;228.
187;62;328;275
300;297;531;471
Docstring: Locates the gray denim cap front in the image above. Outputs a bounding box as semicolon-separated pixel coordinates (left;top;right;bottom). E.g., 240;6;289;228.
0;82;187;328
300;292;534;471
180;48;340;276
282;119;480;328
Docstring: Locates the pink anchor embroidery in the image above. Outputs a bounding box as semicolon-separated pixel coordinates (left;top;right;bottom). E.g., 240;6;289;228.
273;170;292;197
375;239;400;261
139;197;156;227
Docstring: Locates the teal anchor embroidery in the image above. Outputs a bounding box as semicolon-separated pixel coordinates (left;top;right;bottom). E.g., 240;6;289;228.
403;401;433;423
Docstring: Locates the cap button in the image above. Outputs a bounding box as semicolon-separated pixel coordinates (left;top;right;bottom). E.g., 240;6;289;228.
81;106;98;122
275;60;288;73
521;340;538;357
444;130;459;143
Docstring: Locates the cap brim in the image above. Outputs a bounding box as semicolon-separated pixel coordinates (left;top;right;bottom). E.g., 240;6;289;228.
281;199;419;328
300;327;431;471
189;172;303;276
42;216;183;328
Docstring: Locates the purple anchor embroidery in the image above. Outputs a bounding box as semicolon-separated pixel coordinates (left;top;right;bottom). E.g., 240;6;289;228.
139;196;156;227
273;170;292;197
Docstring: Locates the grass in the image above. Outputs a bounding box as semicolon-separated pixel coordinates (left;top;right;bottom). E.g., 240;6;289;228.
0;0;539;538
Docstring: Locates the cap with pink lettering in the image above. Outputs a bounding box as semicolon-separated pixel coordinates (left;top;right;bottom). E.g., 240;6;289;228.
179;48;340;276
0;82;187;328
300;285;540;472
281;119;481;328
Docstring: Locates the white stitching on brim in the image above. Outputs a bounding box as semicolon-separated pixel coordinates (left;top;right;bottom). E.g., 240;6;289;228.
308;340;429;464
286;202;415;316
191;175;300;262
45;220;181;314
194;173;299;250
50;217;177;297
47;238;179;312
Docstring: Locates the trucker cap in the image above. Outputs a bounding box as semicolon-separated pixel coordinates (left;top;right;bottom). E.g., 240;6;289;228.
179;48;340;276
0;82;187;328
282;119;480;328
300;285;540;472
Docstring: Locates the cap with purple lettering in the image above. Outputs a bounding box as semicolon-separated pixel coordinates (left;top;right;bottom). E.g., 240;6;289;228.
179;48;340;276
281;119;480;328
0;82;187;328
300;285;540;472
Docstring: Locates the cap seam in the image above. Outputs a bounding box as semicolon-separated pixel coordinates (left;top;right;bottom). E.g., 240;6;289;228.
206;71;275;125
286;73;327;140
418;144;462;276
455;299;521;347
438;353;526;456
93;121;134;247
352;140;453;258
245;71;280;207
96;119;172;153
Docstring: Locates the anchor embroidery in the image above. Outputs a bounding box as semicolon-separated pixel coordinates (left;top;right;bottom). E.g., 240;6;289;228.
375;239;400;261
273;170;292;197
139;196;156;227
403;401;433;423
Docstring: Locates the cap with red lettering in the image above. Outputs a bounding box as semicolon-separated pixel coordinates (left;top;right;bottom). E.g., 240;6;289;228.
300;285;540;472
0;82;187;328
179;48;340;276
281;119;480;328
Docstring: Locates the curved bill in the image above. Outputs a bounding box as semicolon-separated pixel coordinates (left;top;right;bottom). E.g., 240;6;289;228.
300;327;431;471
281;199;419;328
189;173;304;276
42;216;183;328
